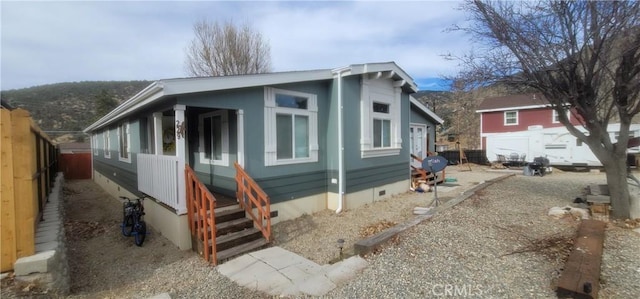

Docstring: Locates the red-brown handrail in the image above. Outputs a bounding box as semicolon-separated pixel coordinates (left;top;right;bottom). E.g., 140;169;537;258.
234;162;271;242
411;153;445;183
185;165;218;265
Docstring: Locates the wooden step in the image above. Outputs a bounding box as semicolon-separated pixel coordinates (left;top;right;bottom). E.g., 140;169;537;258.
215;207;246;223
213;227;262;252
216;238;269;262
216;217;253;236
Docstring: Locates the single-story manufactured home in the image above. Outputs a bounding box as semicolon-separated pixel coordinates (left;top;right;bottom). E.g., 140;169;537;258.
84;62;443;255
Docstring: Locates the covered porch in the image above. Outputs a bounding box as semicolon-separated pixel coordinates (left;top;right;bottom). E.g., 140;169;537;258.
135;104;244;215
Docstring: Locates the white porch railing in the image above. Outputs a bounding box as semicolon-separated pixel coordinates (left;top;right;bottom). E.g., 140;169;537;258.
137;153;184;213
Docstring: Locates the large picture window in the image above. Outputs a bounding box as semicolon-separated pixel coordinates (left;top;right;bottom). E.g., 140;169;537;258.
118;122;130;162
264;87;318;166
199;110;229;166
360;77;402;158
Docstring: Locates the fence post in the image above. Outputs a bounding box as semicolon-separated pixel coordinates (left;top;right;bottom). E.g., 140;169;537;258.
1;109;17;271
11;109;36;259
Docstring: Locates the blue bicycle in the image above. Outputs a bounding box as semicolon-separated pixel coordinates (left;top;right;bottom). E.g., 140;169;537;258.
120;196;147;246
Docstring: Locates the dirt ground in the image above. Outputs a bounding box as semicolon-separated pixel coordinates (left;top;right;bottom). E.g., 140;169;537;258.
61;180;192;297
1;180;193;298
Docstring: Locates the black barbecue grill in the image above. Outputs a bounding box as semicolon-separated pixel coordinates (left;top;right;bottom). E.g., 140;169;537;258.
528;157;550;176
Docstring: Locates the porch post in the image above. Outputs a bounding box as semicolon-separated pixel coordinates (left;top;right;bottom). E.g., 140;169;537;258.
237;109;245;167
153;112;163;155
174;105;187;214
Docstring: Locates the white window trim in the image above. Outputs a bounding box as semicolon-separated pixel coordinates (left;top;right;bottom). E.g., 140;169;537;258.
504;110;518;126
360;77;402;158
552;109;570;124
103;129;111;158
264;87;318;166
198;110;229;166
118;122;131;163
92;134;99;156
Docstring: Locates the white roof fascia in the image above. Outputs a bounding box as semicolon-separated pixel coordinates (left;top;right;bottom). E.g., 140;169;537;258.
161;69;333;96
410;96;444;124
348;62;418;92
476;104;550;113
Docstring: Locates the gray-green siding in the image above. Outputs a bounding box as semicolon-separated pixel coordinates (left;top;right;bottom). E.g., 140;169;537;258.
89;75;419;207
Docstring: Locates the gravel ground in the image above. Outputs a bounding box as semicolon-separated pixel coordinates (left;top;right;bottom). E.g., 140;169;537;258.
322;168;640;299
2;165;639;298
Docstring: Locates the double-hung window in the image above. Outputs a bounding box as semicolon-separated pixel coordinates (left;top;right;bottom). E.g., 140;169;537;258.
264;87;318;166
103;129;111;158
198;110;229;166
504;111;518;125
372;102;391;148
118;122;130;162
360;77;402;158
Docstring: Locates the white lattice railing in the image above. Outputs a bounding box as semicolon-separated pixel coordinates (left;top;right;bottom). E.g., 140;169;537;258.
137;153;180;211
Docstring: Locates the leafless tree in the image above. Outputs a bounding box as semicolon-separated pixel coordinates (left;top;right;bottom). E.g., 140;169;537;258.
184;19;272;77
453;0;640;218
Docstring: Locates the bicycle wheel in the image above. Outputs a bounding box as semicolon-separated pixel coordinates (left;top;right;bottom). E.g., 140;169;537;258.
122;215;134;237
134;221;147;246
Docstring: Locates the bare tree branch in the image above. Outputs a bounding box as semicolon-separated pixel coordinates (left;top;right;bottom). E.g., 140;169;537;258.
455;0;640;218
184;19;272;77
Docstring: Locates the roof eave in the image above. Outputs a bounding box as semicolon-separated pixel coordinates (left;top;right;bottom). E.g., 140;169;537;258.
476;104;551;113
410;96;444;124
84;82;164;132
347;62;418;93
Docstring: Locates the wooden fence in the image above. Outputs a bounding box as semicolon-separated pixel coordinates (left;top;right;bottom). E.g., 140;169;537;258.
1;108;58;272
58;153;92;179
439;149;489;165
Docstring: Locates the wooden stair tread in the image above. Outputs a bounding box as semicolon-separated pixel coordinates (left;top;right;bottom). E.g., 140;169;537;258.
216;217;252;229
215;227;261;245
215;207;243;216
214;207;245;223
216;238;269;262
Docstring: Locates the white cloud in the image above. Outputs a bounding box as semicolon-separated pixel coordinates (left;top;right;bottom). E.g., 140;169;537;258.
1;0;469;90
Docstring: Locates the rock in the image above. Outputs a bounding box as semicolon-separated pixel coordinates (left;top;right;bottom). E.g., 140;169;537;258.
548;206;590;219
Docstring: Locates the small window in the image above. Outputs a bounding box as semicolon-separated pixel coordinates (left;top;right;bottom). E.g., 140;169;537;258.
118;122;130;162
553;109;570;123
276;94;308;109
92;134;99;155
373;102;389;114
139;117;155;154
103;130;111;158
504;111;518;125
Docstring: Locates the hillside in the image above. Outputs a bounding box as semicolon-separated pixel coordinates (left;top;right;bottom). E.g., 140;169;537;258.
1;81;151;142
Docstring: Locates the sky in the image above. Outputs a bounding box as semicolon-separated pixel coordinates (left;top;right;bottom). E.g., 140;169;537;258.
1;0;471;92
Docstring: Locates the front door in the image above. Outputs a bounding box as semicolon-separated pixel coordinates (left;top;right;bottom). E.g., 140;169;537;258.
410;123;428;159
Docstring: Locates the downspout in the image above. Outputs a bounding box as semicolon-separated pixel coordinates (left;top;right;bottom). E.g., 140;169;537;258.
333;67;349;214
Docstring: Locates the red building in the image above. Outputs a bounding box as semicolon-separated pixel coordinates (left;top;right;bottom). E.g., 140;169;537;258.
476;93;635;166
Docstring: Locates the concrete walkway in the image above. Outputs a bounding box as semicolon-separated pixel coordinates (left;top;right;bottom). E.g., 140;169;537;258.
217;246;368;297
